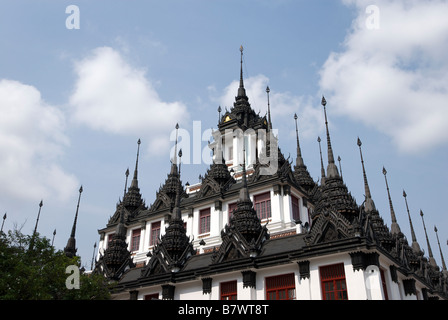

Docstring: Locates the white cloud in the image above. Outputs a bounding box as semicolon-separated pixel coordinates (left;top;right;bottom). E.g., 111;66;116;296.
320;0;448;153
0;79;78;203
215;74;322;139
69;47;189;153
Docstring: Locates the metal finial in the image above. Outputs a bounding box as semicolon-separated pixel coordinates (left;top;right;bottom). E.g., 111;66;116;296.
357;137;362;147
321;95;327;106
382;166;387;176
39;200;43;207
266;86;270;93
79;185;83;193
240;45;243;53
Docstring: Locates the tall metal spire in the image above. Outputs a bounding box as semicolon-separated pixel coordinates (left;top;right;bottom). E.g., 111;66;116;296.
32;200;43;237
130;139;141;188
402;190;421;254
237;45;246;98
124;168;129;198
174;149;183;220
171;123;180;173
266;86;272;130
434;226;447;272
294;113;304;167
357;138;375;213
420;210;438;268
29;200;43;251
321;96;339;178
337;155;343;180
382;167;401;235
317;136;326;185
239;137;250;202
1;212;7;233
64;185;83;258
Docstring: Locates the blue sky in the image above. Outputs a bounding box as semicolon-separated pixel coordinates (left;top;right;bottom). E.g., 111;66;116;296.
1;0;447;270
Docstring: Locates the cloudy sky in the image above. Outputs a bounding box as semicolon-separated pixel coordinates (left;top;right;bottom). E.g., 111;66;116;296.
1;0;447;270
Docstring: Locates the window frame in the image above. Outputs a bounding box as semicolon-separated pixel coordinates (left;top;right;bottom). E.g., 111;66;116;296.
199;207;211;235
150;221;161;247
228;202;238;220
130;228;141;252
291;194;300;222
254;192;271;220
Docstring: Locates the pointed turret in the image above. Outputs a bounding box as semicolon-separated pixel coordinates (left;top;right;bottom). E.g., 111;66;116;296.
402;190;422;254
313;97;358;223
321;96;339;179
122;139;146;213
266;86;272;130
292;113;315;192
236;45;247;101
357;138;376;213
96;170;134;280
150;124;184;212
382;167;401;236
434;226;447;273
213;140;269;261
130;139;141;188
420;210;438;268
64;186;83;258
147;149;195;273
317;136;326;186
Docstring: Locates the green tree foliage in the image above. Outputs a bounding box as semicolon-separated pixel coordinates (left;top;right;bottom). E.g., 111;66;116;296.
0;229;113;300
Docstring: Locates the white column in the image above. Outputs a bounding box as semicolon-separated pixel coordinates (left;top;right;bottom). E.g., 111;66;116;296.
364;266;384;300
296;276;311;300
346;267;368;300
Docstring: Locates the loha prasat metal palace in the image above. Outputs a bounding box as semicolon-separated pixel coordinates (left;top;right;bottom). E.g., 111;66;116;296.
82;46;447;300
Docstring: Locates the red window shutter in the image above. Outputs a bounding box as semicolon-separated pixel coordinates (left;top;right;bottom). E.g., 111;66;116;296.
320;263;348;300
144;293;159;300
265;273;296;300
220;280;237;300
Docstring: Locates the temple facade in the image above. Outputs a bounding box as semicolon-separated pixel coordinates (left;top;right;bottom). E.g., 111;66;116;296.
91;47;448;300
